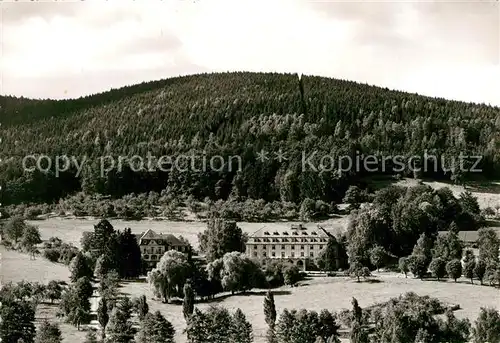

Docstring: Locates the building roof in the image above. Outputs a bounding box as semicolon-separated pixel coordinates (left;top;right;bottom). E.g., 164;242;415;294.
136;229;188;246
248;224;331;239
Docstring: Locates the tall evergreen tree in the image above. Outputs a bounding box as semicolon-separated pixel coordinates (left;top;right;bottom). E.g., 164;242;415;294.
106;306;135;343
264;290;277;343
136;311;175;343
183;281;195;322
473;307;500;343
231;308;253;343
117;228;142;278
97;297;109;339
135;294;149;321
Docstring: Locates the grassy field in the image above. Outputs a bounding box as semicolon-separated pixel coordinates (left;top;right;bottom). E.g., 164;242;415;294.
2;245;498;343
395;178;500;210
0;246;90;342
2;180;499;342
118;273;500;343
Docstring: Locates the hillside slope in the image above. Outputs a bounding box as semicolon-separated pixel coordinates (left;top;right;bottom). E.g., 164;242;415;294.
1;72;499;205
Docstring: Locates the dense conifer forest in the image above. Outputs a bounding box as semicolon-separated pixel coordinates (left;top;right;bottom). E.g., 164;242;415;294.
1;72;499;205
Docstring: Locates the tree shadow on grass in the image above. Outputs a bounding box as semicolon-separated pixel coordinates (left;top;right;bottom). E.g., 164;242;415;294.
466;181;500;194
419;277;494;287
350;278;384;284
152;290;293;305
121;278;148;284
485;219;500;227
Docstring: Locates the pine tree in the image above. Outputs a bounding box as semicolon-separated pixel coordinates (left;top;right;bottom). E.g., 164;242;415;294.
136;311;175;343
264;290;277;343
350;298;368;343
97;297;109;339
117;228;142;278
106;306;134;343
117;296;133;322
231;308;253;343
136;294;149;321
472;307;500;343
351;298;362;324
183;281;195;322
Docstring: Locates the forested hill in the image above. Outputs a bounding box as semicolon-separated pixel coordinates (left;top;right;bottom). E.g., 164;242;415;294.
1;72;499;205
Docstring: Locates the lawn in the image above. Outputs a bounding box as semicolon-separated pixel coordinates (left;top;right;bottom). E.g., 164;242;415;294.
4;210;499;342
396;178;500;210
2;245;499;343
0;246;90;342
118;272;500;343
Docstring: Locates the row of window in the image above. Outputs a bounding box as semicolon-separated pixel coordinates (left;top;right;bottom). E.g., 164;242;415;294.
141;246;187;255
142;247;164;254
253;238;327;243
143;254;160;261
251;244;324;250
253;251;315;258
141;239;166;245
262;231;319;236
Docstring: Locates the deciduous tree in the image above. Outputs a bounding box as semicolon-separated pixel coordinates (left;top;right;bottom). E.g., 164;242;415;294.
147;250;190;303
69;252;93;283
5;216;27;243
369;245;386;271
463;251;476;284
478;228;500;264
0;298;36;343
474;259;487;285
198;218;247;262
429;257;447;281
446;259;462;282
35;320;62;343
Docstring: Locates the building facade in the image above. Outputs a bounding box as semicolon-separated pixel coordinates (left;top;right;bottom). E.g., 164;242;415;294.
245;224;334;271
135;229;190;272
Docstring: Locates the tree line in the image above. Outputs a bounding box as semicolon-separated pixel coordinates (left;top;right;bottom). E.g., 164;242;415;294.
2;72;499;206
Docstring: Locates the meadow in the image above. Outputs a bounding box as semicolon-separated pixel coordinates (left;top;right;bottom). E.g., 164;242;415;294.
2;178;500;342
2;246;499;343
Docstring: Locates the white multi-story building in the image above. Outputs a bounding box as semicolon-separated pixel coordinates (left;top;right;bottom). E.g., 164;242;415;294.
245;224;335;270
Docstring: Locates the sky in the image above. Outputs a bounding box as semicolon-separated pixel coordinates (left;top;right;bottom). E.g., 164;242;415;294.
0;0;499;106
